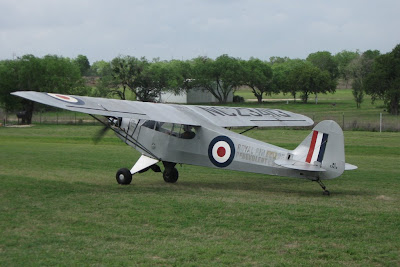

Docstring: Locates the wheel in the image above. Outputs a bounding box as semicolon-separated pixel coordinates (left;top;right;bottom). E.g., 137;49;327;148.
163;167;179;183
116;168;132;185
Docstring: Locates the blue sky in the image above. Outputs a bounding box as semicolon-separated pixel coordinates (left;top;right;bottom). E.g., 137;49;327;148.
1;0;399;63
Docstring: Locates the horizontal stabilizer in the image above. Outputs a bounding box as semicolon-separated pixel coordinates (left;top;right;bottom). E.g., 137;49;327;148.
275;159;326;172
345;163;358;170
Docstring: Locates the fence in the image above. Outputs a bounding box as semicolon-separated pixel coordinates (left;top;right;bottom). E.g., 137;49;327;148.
1;111;100;126
305;112;400;132
1;110;399;132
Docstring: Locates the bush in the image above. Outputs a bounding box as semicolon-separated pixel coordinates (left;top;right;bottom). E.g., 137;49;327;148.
233;95;244;103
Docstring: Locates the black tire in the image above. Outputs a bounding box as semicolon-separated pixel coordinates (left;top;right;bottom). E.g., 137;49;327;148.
163;167;179;183
116;168;132;185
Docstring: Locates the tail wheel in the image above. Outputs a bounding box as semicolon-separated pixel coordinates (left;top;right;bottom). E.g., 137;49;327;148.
116;168;132;185
163;167;179;183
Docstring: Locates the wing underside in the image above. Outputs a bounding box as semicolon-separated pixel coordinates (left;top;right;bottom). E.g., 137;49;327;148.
11;91;313;128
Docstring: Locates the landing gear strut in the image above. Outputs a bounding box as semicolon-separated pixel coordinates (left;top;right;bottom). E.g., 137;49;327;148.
162;161;179;183
315;179;330;196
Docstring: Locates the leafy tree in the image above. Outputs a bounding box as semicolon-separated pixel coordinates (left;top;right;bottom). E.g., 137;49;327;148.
269;56;290;65
192;54;242;103
0;55;84;124
334;50;360;88
110;56;148;100
346;50;380;108
91;60;110;76
166;59;194;93
365;45;400;115
352;78;364;108
0;59;21;112
307;51;339;80
136;60;169;102
241;58;275;103
271;59;304;102
42;55;85;95
73;55;90;76
288;61;335;103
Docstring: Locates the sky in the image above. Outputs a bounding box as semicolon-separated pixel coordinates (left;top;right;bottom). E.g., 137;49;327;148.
1;0;400;64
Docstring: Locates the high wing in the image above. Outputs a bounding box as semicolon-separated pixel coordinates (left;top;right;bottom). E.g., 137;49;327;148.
186;105;313;127
11;91;313;127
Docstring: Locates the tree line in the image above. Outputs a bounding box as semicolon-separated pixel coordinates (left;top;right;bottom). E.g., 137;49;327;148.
1;44;399;124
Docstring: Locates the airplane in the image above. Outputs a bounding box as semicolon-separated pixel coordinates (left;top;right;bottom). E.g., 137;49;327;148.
12;91;357;195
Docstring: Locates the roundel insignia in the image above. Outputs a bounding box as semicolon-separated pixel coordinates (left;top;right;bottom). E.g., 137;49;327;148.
47;93;84;105
208;136;235;167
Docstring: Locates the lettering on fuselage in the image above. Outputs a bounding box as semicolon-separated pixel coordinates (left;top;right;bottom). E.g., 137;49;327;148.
197;106;291;118
236;144;282;165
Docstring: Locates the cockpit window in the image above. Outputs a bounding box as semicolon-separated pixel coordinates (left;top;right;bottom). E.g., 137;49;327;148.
142;120;156;129
142;120;196;139
180;125;196;139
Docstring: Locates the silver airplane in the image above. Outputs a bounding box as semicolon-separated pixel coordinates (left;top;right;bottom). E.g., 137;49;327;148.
12;91;357;195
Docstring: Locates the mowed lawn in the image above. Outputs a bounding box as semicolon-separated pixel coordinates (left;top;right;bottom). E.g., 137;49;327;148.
0;125;399;265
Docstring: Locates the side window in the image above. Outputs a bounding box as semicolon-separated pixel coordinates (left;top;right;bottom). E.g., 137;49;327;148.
145;121;196;139
179;125;196;139
156;122;179;137
142;120;156;129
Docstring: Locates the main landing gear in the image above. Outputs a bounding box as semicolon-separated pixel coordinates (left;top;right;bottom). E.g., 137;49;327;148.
162;161;179;183
115;161;178;185
315;179;330;196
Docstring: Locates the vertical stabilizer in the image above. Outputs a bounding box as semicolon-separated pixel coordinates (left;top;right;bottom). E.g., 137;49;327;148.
292;120;345;179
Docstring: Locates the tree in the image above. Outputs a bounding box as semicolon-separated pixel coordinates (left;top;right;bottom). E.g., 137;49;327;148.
0;59;22;112
352;78;364;108
166;59;194;93
0;55;85;124
241;58;275;103
307;51;339;80
110;56;148;100
136;60;169;102
272;59;304;102
73;55;90;76
192;54;242;103
346;50;380;108
365;45;400;115
92;61;114;97
334;50;360;88
288;61;335;103
269;56;290;65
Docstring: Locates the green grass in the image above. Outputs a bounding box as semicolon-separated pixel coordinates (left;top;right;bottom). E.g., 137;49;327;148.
1;125;399;265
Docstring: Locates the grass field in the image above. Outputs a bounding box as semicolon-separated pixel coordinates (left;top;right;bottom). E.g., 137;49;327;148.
0;125;399;265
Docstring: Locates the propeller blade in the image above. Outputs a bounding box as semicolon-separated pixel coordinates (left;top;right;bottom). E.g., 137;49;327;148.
93;125;110;144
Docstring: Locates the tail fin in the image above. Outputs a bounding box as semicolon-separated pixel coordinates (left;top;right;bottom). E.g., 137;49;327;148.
275;120;356;179
294;120;347;179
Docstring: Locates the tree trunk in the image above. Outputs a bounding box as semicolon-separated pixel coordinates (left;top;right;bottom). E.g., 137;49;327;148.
256;94;262;104
22;101;34;125
389;96;399;115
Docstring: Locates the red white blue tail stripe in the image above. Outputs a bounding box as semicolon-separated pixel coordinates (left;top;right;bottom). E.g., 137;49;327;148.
306;131;329;164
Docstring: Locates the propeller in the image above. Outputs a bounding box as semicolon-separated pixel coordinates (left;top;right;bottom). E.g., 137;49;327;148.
92;117;122;144
93;124;110;144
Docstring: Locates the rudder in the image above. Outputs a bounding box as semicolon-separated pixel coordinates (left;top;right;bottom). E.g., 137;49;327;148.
292;120;345;179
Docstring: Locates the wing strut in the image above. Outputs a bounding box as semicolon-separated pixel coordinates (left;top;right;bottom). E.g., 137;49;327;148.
90;115;160;160
239;126;258;135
